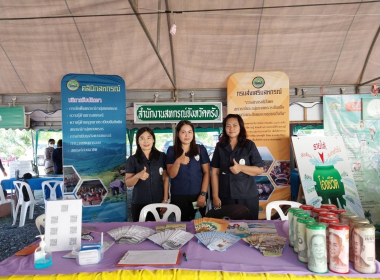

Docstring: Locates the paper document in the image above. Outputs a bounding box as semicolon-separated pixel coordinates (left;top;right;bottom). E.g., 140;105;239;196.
117;250;180;266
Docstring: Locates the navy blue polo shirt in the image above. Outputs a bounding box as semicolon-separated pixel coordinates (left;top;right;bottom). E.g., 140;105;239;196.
125;152;166;204
166;145;210;195
211;139;263;199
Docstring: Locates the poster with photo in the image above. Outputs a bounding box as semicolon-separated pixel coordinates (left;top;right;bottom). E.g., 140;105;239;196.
292;136;364;217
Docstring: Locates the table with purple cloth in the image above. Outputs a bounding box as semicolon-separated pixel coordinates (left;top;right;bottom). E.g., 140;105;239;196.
1;220;379;280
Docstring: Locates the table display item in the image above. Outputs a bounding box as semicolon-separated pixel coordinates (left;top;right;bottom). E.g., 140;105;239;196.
76;243;103;266
348;217;370;262
107;225;155;245
299;205;314;215
296;217;315;263
353;223;376;273
339;212;357;224
117;250;181;266
328;223;349;274
258;235;287;257
195;231;240;252
34;235;52;269
44;199;82;252
193;217;229;233
247;223;278;234
156;223;186;232
306;223;328;273
148;229;194;250
320;204;338;210
330;208;347;220
293;211;310;253
226;222;251;237
312;208;327;219
243;233;279;249
288;208;304;247
318;212;337;222
15;244;39;256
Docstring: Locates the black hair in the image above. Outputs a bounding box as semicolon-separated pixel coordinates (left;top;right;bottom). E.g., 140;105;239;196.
57;139;62;147
174;120;199;159
219;114;247;148
134;127;160;163
48;139;55;144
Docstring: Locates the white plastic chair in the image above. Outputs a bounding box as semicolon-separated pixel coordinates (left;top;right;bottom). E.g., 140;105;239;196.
139;203;181;222
13;181;40;227
266;200;302;221
41;180;64;206
35;213;46;235
0;185;16;225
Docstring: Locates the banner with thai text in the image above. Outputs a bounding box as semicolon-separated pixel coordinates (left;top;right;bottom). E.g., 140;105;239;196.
227;72;290;219
292;136;364;217
324;95;380;228
61;74;126;223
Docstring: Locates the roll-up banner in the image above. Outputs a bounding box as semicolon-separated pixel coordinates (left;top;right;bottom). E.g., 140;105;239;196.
324;94;380;228
227;72;290;219
61;74;126;222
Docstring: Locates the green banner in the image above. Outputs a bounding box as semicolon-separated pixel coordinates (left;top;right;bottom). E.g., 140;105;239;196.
0;107;25;128
134;102;222;123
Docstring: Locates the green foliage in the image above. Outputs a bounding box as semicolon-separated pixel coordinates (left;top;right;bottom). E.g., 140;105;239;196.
37;131;62;144
0;129;33;158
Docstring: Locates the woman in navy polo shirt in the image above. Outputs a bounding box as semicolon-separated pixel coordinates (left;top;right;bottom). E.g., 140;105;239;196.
166;120;210;221
211;114;264;219
125;127;169;222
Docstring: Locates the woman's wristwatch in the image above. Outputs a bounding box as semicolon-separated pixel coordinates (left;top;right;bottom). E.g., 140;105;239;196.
200;191;207;197
162;199;169;203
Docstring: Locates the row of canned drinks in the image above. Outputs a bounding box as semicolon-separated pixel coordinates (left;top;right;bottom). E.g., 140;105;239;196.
288;204;376;274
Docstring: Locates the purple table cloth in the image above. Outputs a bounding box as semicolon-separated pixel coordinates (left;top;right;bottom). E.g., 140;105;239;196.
1;220;379;277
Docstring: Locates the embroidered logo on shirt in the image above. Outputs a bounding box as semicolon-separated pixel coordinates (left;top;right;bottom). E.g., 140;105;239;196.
239;159;246;165
159;167;163;175
194;155;200;161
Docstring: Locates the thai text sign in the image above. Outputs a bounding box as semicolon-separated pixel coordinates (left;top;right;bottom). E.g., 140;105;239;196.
134;102;223;123
0;107;25;128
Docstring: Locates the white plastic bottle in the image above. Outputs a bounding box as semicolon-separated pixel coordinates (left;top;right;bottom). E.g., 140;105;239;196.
34;235;52;269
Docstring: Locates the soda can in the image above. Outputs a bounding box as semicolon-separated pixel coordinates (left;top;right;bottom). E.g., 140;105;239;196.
339;212;357;225
296;217;315;263
293;211;310;253
312;208;328;219
349;217;369;262
288;208;304;248
306;223;328;273
318;212;337;222
330;208;347;220
300;205;314;216
353;223;376;273
328;223;350;273
321;204;337;210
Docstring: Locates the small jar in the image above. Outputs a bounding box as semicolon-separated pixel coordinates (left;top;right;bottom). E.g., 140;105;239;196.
293;212;311;253
353;223;376;274
328;223;350;274
348;217;370;263
306;223;328;274
330;208;347;220
312;208;328;219
318;212;337;222
339;212;357;225
300;205;314;216
321;204;338;210
296;217;315;263
288;208;304;248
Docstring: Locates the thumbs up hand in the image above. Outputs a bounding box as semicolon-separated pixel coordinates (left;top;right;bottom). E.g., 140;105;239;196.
229;158;241;174
177;150;190;165
139;166;149;181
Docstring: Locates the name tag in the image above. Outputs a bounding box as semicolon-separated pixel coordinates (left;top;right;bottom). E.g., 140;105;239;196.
239;159;246;165
159;167;163;175
194;155;200;161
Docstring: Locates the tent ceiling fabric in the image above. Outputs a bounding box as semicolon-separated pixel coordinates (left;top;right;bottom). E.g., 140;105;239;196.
0;0;379;94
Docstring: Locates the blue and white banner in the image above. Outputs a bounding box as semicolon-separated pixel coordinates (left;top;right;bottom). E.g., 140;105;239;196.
61;74;126;222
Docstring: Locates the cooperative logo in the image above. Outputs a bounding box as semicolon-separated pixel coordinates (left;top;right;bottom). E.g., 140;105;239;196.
252;77;265;88
67;79;80;91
